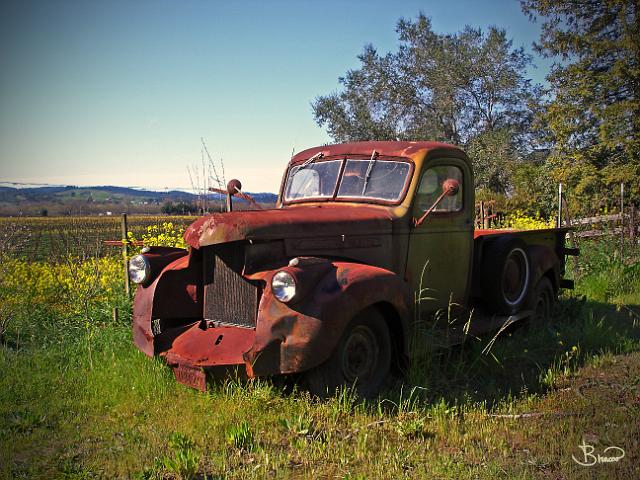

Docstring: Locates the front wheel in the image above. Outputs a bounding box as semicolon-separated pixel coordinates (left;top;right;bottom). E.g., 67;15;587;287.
305;307;392;399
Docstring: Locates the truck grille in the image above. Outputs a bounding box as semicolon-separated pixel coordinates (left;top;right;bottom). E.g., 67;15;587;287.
203;244;259;329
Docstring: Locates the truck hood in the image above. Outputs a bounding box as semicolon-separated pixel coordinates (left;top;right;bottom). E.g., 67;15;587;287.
184;204;395;249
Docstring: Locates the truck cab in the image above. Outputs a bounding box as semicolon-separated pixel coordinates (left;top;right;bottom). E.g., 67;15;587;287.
130;141;573;397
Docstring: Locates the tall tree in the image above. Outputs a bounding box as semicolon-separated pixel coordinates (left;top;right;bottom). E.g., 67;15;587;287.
521;0;640;205
312;14;538;193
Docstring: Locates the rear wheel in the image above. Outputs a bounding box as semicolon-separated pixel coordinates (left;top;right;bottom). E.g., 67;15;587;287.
529;276;555;322
305;307;392;399
482;239;531;315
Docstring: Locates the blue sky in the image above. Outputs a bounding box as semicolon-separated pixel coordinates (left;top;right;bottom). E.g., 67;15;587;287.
0;0;551;193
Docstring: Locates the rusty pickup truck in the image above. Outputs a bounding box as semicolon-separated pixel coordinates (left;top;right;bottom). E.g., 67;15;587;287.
129;141;576;397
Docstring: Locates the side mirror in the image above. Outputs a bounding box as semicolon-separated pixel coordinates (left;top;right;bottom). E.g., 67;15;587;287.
225;179;242;212
413;178;460;227
227;179;242;196
442;178;460;197
208;179;263;212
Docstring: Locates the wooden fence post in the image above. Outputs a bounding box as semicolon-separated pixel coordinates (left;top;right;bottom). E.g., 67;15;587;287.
557;183;563;228
121;213;130;297
562;196;579;275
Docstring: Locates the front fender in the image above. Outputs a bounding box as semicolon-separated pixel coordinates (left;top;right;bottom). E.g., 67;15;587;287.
132;252;202;357
244;261;412;376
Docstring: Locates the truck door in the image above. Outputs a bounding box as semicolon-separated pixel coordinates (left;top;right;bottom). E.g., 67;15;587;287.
406;158;474;318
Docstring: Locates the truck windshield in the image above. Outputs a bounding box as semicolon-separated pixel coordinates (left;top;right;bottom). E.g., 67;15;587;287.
284;158;411;203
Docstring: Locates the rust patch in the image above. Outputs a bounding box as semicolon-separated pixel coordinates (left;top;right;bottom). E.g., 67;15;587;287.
243;262;411;377
163;323;255;367
183;203;394;249
289;140;463;166
172;364;207;391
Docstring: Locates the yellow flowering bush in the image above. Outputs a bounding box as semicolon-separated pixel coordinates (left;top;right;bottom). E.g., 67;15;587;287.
0;255;123;316
127;222;187;252
501;211;555;230
0;218;191;335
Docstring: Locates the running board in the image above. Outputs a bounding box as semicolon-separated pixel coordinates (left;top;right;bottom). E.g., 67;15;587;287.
426;309;533;348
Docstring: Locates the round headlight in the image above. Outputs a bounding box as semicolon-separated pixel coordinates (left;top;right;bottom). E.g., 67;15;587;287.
271;271;296;302
129;254;150;284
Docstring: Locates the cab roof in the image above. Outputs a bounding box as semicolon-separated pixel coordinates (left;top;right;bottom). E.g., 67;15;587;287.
289;140;465;165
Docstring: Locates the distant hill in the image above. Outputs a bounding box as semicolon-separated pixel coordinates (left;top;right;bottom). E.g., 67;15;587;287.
0;184;277;203
0;184;278;216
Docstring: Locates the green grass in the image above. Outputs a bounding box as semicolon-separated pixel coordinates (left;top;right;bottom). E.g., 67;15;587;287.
1;236;640;479
2;316;639;479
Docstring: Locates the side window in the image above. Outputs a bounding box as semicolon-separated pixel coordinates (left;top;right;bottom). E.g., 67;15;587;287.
414;165;463;214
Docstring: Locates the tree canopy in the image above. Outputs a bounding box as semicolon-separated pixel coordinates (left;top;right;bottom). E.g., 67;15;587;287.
312;14;539;194
522;0;639;206
311;5;639;213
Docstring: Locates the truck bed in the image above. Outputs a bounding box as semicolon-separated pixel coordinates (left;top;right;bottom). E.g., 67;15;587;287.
470;226;574;304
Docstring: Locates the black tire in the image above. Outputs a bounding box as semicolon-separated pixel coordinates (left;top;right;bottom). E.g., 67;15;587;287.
305;307;392;399
481;238;531;315
528;276;555;323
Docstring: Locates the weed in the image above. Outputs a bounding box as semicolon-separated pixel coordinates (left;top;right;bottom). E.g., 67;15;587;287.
161;432;201;480
539;345;581;388
131;467;162;480
5;409;48;434
226;421;255;452
342;474;367;480
0;305;13;344
574;235;640;303
279;414;316;438
325;386;360;422
59;458;95;480
395;413;432;439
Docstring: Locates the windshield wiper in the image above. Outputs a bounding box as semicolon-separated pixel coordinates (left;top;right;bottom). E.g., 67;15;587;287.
361;150;379;195
298;152;323;171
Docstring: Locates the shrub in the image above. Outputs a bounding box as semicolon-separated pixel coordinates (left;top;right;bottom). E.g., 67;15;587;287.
500;211;555;230
128;222;187;251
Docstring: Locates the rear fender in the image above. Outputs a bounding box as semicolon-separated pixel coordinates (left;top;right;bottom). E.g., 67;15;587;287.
527;245;561;291
245;261;411;376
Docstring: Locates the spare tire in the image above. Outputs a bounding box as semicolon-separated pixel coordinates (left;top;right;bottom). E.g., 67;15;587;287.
481;238;531;315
